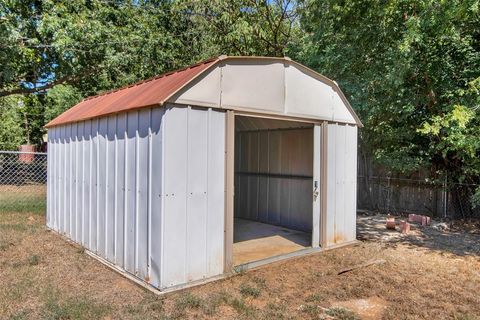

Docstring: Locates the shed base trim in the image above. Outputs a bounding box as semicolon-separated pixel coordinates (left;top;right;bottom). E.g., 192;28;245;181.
48;226;359;295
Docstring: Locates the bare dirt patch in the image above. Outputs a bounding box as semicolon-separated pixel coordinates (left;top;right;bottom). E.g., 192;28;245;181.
332;297;388;320
1;209;480;319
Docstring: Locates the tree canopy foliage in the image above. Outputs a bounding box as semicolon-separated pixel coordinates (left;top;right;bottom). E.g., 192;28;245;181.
299;0;480;186
0;0;479;197
0;0;298;147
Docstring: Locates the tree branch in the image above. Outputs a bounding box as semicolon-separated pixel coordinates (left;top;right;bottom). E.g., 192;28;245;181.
0;68;97;98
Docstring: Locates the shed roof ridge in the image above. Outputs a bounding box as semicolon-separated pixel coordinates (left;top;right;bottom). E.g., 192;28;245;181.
45;55;363;128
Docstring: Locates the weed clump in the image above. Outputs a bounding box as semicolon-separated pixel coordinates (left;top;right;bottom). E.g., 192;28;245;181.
28;254;40;266
239;283;261;298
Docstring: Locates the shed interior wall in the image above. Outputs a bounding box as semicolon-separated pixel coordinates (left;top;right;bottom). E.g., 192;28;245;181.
233;116;314;265
234;116;314;232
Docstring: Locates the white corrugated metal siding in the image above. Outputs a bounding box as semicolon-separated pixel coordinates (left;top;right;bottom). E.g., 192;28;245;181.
47;106;226;290
324;123;357;246
161;106;226;288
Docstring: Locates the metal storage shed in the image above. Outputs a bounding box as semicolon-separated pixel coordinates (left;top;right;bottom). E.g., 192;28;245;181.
45;55;362;292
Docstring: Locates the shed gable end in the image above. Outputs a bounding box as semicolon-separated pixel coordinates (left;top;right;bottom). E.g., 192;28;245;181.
170;58;359;125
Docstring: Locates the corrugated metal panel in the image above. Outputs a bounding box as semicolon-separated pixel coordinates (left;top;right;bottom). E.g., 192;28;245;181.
136;109;150;280
91;119;98;252
324;123;357;247
45;58;219;128
149;107;164;287
160;106;226;289
71;124;77;238
83;120;92;248
334;124;346;243
186;108;209;281
64;125;70;236
46;128;54;229
114;114;126;268
98;118;107;257
206;110;227;275
76;122;84;244
106;116;116;262
345;125;358;241
47;104;227;290
125;111;137;274
234;122;314;232
162;106;188;286
47;106;171;290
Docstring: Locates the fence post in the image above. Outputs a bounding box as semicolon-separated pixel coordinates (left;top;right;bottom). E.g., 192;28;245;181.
443;175;447;219
387;176;391;213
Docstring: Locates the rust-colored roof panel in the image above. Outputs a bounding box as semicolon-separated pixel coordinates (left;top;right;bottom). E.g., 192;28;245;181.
46;57;219;128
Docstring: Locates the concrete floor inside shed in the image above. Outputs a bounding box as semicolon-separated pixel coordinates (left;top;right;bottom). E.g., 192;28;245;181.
233;218;311;265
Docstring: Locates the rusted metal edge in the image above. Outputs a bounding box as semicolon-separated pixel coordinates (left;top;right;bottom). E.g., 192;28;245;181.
45;58;220;128
82;56;220;103
44;102;162;128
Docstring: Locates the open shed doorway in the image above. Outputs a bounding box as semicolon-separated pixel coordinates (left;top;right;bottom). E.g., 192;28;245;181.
233;115;315;266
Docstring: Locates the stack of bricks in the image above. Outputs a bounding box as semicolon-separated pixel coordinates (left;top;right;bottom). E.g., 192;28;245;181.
385;216;411;234
386;216;396;230
408;214;431;226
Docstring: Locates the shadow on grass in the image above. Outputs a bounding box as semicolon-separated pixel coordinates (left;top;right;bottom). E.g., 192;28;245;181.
357;215;480;257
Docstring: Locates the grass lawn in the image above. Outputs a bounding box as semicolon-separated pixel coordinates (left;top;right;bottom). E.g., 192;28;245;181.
1;190;480;319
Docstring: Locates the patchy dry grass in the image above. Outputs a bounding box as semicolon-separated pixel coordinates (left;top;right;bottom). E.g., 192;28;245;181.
239;283;261;298
1;194;480;319
0;185;46;214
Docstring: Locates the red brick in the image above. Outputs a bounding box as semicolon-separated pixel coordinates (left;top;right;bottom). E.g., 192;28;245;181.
401;221;410;234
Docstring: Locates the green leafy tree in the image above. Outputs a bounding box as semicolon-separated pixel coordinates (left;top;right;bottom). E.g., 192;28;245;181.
0;0;209;98
178;0;302;57
0;0;302;147
44;84;82;123
17;93;46;146
299;0;480;189
0;96;24;150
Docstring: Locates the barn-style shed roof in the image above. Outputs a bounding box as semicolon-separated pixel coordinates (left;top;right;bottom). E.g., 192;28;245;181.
46;56;362;128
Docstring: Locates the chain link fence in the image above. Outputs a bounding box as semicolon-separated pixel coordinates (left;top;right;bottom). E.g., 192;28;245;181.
1;149;478;219
0;151;47;213
448;183;480;219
